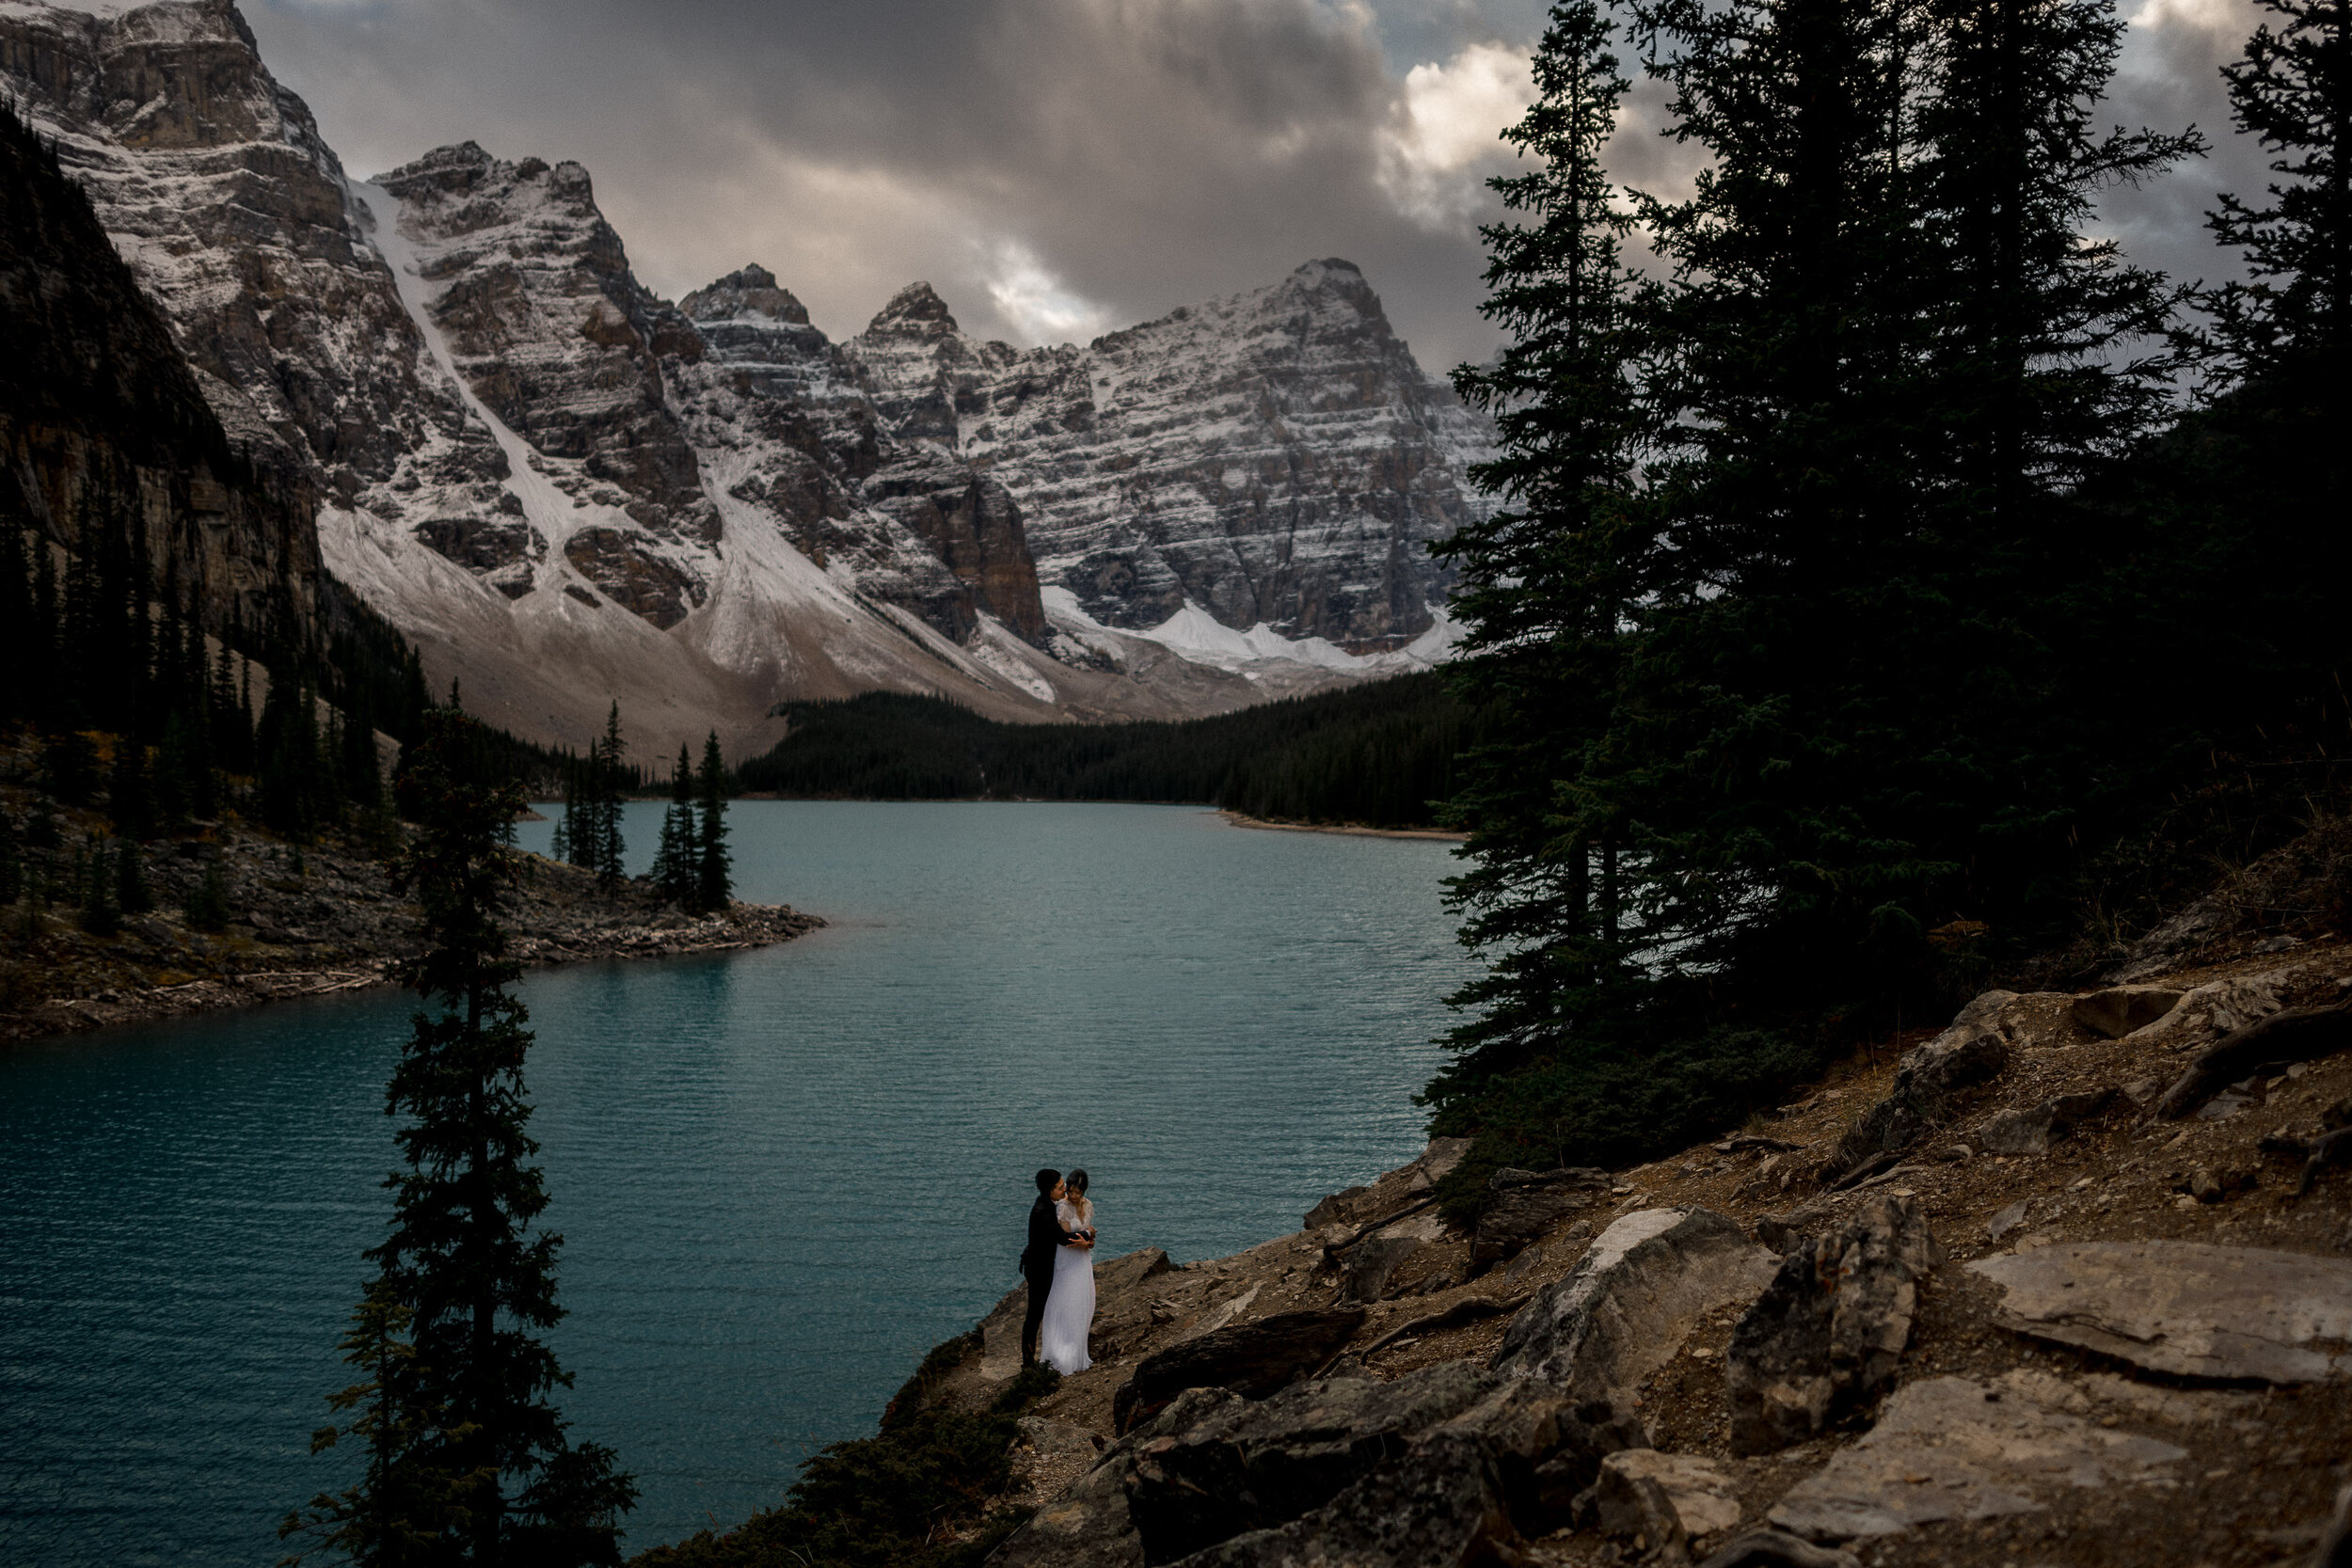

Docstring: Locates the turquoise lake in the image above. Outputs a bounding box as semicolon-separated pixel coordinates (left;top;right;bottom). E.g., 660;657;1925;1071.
0;801;1477;1564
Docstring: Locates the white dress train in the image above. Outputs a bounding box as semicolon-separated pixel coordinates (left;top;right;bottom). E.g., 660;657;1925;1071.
1038;1199;1096;1375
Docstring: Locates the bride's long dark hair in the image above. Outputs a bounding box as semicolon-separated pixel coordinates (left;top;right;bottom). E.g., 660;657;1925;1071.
1064;1168;1092;1226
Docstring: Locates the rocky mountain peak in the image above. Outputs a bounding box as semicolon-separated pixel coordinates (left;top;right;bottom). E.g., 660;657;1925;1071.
1283;256;1382;319
681;264;811;325
867;280;960;338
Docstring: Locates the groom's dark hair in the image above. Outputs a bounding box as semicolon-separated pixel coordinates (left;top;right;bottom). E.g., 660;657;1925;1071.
1034;1168;1060;1195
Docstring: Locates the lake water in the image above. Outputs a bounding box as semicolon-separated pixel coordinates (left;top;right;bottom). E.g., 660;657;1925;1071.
0;802;1475;1565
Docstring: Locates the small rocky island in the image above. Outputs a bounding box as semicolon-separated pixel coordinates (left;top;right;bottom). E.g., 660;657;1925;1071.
0;785;821;1043
672;920;2352;1568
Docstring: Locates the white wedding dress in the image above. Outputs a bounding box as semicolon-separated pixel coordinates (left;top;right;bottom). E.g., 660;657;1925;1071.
1038;1198;1096;1375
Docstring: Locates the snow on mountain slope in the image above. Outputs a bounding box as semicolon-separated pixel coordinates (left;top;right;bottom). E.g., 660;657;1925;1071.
846;261;1493;655
0;0;1493;745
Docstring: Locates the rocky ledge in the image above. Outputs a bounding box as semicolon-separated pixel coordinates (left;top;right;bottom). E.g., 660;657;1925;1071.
873;934;2352;1568
0;794;821;1044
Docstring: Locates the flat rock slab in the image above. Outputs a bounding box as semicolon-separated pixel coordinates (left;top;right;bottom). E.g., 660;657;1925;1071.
1767;1376;2185;1541
1967;1240;2352;1383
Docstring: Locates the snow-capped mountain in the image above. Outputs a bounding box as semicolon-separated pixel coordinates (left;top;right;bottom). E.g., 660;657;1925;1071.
846;262;1487;656
0;0;1491;751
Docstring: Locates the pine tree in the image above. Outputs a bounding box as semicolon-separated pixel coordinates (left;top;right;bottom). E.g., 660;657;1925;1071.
278;1282;482;1568
695;732;731;912
114;836;152;915
0;812;20;909
77;840;118;937
589;705;627;888
184;850;231;933
29;526;59;731
0;524;29;734
215;645;254;775
343;705;635;1565
1425;0;2200;1165
651;743;697;906
2205;0;2351;401
548;769;572;867
109;736;152;841
43;728;99;806
1432;0;1652;1103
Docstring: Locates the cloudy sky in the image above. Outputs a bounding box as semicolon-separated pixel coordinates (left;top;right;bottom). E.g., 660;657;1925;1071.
216;0;2272;372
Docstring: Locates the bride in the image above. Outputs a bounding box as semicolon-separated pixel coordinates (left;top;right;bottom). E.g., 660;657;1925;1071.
1039;1168;1097;1375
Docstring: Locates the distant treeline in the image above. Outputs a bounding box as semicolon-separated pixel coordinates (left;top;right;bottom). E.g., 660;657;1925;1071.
734;673;1473;829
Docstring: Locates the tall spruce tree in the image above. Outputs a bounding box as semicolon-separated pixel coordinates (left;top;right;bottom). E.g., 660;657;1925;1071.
695;732;731;912
279;1282;481;1567
2205;0;2351;400
650;743;697;906
332;705;635;1565
1427;0;2199;1169
589;705;627;888
0;524;29;733
1432;0;1652;1106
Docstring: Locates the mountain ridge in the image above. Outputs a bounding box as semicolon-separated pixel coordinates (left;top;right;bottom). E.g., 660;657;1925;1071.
0;0;1491;752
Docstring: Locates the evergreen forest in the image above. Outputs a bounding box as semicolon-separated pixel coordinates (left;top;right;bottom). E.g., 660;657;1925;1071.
735;674;1470;831
1422;0;2349;1197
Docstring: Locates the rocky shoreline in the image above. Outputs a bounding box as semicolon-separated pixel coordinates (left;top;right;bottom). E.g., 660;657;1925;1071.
1216;810;1470;843
784;930;2352;1568
0;805;821;1045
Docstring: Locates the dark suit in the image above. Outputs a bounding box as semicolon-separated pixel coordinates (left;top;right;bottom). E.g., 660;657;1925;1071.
1020;1192;1080;1368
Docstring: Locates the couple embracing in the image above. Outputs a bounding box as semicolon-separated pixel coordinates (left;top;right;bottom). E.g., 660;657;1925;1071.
1019;1167;1098;1375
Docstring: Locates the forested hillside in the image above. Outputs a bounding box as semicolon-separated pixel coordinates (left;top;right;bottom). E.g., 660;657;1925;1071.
736;673;1470;829
1422;0;2349;1196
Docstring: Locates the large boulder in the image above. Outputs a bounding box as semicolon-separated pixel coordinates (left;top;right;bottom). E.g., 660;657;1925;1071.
1122;1363;1496;1562
1766;1375;2184;1541
1967;1240;2352;1382
1164;1428;1521;1568
1725;1195;1943;1454
1972;1088;2117;1157
1493;1207;1778;1403
1472;1166;1612;1268
2123;971;2290;1054
1113;1308;1366;1434
1584;1449;1745;1547
1338;1236;1423;1304
2069;985;2183;1038
1828;1018;2010;1176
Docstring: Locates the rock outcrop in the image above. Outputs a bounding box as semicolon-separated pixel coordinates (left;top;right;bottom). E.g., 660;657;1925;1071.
1492;1207;1778;1403
926;936;2352;1568
0;76;316;644
1473;1167;1612;1268
1725;1195;1942;1454
1113;1308;1367;1434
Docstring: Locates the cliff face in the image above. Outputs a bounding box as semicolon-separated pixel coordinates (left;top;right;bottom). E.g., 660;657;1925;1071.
670;265;1046;645
846;260;1490;653
0;0;488;515
0;78;313;641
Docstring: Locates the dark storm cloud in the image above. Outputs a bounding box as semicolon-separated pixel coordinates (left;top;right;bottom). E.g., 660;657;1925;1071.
241;0;1531;368
230;0;2271;374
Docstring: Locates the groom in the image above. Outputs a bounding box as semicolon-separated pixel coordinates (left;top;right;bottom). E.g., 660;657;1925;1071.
1020;1167;1089;1370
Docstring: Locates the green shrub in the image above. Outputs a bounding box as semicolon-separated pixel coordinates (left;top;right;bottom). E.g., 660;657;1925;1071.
1430;1022;1833;1227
